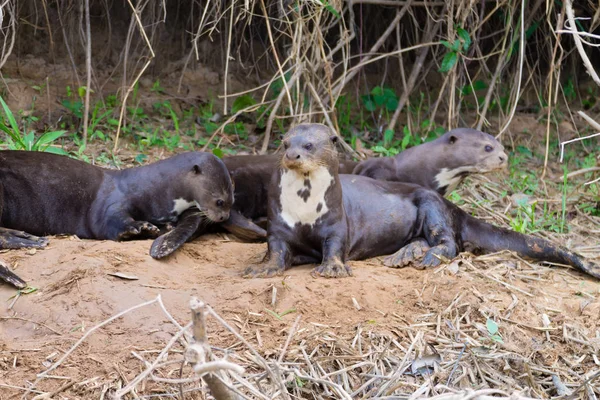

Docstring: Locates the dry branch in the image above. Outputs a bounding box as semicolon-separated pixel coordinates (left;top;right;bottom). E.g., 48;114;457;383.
187;297;242;400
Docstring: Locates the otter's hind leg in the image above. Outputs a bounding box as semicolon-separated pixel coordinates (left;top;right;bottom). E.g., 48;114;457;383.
417;193;459;268
384;238;430;268
387;192;458;269
0;259;27;289
0;228;49;249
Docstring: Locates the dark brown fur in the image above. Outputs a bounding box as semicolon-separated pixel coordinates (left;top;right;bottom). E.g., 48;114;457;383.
353;128;508;195
243;124;600;280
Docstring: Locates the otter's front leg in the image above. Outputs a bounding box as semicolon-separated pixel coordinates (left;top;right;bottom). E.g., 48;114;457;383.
312;236;352;278
243;237;291;278
150;209;205;259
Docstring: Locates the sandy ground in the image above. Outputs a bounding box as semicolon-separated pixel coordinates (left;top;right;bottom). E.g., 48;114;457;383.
1;225;599;398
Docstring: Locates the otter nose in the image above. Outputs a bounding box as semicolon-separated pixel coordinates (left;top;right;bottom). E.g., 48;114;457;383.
286;150;301;160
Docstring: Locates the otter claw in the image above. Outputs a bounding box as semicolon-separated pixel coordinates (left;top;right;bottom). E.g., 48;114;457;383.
311;262;352;278
384;239;430;268
118;221;160;241
242;263;284;278
417;246;453;269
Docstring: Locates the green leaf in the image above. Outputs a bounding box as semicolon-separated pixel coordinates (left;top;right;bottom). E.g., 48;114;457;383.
212;148;224;158
231;95;257;114
385;97;399;111
0;96;22;139
134;154;148;164
43;146;69;156
486;318;499;335
457;27;471;51
320;0;341;19
401;131;411;150
24;132;35;150
440;40;453;50
370;86;384;96
439;52;458;73
363;97;376;112
34;130;67;148
203;121;219;135
516;145;533;157
371;87;387;107
384;129;394;146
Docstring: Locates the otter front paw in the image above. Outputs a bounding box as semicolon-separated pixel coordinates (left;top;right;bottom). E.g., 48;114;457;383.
384;239;430;268
311;260;352;278
242;263;284;278
117;221;161;241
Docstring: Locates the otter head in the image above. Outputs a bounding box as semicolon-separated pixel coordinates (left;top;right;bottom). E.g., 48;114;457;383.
443;128;508;172
181;153;234;223
434;128;508;195
277;123;341;228
280;123;339;174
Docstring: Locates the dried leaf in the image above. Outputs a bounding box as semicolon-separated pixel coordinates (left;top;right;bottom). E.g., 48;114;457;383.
107;272;139;280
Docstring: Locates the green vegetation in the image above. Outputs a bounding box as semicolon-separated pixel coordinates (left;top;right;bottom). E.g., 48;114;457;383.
0;96;68;155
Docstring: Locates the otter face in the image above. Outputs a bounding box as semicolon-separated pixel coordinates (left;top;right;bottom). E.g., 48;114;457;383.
444;128;508;172
434;128;509;194
183;155;234;223
280;123;339;173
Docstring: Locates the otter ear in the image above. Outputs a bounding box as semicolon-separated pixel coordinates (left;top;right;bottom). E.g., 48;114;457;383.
330;135;339;144
448;135;458;144
192;165;202;174
279;134;285;140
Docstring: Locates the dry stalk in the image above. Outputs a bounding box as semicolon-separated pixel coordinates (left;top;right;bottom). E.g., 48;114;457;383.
82;0;91;146
186;297;242;400
112;0;157;151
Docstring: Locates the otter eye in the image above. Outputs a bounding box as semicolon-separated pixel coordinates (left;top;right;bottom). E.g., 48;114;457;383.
283;142;289;149
484;145;493;152
216;199;224;207
304;143;313;151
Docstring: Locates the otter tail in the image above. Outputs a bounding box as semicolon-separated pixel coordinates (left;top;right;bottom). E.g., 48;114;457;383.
460;213;600;279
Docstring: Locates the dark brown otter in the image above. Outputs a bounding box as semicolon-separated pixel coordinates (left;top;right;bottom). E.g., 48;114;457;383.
243;123;600;280
0;151;235;286
148;129;506;253
353;128;508;196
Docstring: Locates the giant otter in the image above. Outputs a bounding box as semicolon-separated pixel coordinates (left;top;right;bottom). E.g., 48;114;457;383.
352;128;508;195
0;151;236;286
242;123;600;280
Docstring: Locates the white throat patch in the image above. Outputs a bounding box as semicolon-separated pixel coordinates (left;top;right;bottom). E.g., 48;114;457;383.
435;166;476;193
172;198;200;215
279;167;333;228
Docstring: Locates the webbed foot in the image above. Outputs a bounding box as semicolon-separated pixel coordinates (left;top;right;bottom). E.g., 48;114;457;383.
0;259;27;289
242;262;285;278
418;245;455;269
117;221;161;241
384;239;430;268
0;228;49;250
311;259;352;278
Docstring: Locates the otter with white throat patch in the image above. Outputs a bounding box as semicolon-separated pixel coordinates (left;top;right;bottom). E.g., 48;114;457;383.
243;123;600;280
0;151;235;286
353;128;508;195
